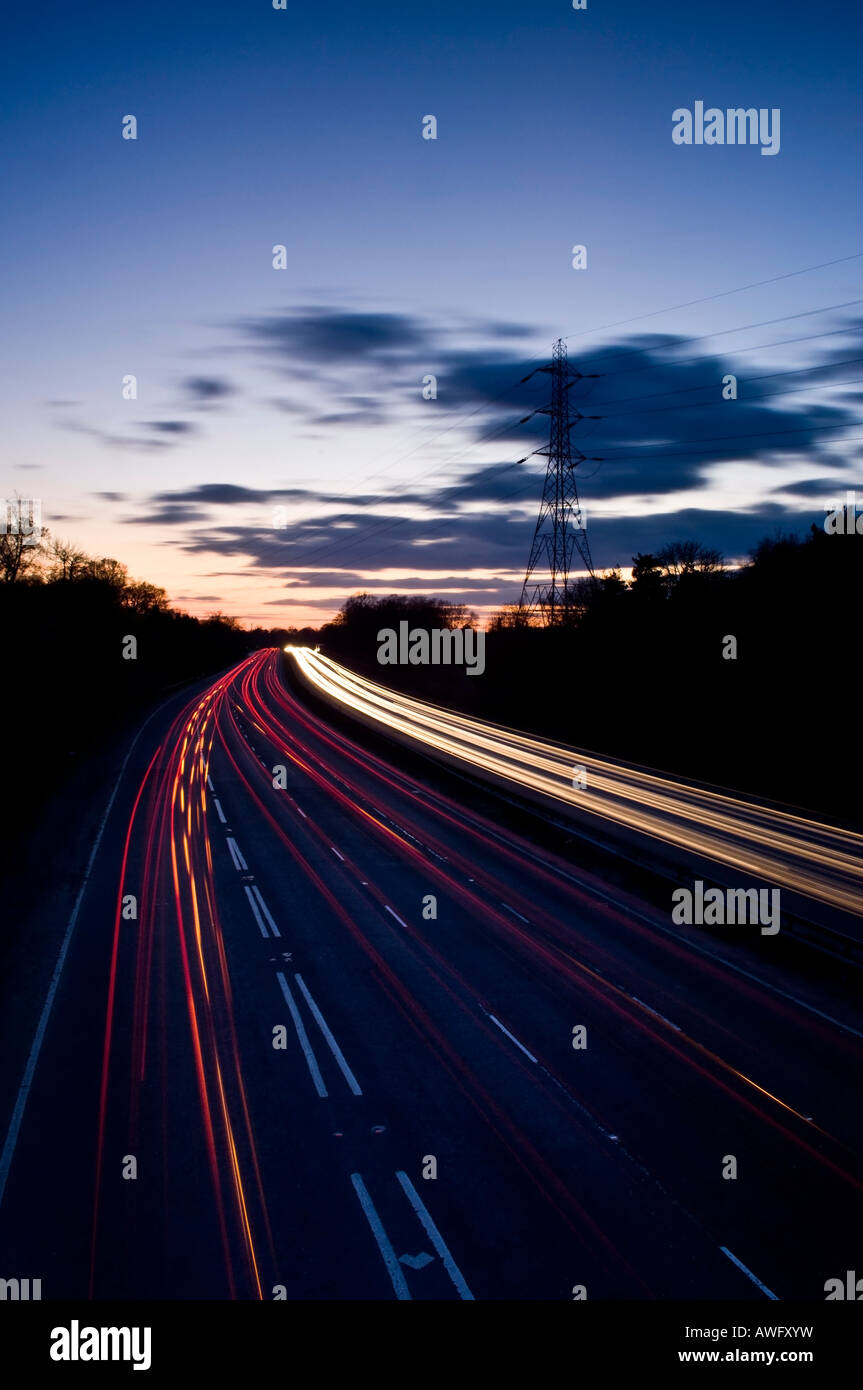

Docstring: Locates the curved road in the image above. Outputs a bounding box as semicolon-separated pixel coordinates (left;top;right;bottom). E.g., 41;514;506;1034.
0;648;861;1301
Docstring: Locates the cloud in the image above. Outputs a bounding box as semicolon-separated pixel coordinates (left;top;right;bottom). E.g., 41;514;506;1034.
141;420;196;435
236;307;429;365
182;377;235;402
79;299;863;612
149;483;313;507
60;420;178;452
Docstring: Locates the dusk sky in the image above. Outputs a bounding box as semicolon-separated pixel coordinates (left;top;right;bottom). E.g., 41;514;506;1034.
4;0;863;625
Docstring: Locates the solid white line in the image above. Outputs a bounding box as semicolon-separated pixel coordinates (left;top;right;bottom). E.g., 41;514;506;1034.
385;906;409;929
720;1246;779;1300
212;797;227;824
330;846;345;861
486;1013;538;1064
251;885;281;938
395;1170;474;1300
294;974;362;1095
350;1173;411;1300
0;689;183;1210
276;973;327;1097
244;886;269;939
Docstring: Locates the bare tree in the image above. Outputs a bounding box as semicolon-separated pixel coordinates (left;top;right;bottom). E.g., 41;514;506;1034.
657;540;724;583
0;495;49;582
46;536;88;582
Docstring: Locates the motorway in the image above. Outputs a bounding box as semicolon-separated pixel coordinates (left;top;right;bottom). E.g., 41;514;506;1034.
0;647;861;1300
292;648;863;922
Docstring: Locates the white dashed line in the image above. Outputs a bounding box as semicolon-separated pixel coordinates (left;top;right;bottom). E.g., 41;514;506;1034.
720;1246;779;1300
212;798;227;824
385;906;409;930
330;846;345;861
499;901;530;924
485;1012;537;1064
630;996;682;1032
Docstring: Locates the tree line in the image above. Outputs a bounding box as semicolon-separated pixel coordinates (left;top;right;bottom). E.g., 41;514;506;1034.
0;522;285;878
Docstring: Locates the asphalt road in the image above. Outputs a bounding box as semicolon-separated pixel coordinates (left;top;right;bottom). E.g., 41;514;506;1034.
1;648;861;1301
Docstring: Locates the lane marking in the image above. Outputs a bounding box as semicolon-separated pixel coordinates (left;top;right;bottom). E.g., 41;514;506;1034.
212;797;227;824
295;805;308;819
244;885;270;939
466;801;863;1043
226;837;248;872
294;973;362;1096
385;906;409;930
207;775;215;791
499;901;530;924
276;972;327;1098
485;1012;538;1064
720;1246;779;1300
395;1170;474;1300
400;1251;434;1270
630;996;682;1032
251;885;281;938
330;846;345;861
350;1173;411;1301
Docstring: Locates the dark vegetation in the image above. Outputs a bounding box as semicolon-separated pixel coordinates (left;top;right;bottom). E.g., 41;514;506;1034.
0;530;287;877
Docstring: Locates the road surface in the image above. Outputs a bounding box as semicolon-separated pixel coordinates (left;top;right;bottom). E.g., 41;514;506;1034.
1;648;861;1300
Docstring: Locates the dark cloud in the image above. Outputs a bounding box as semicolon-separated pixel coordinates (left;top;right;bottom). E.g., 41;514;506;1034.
149;484;313;506
129;505;210;526
237;307;428;364
60;420;175;452
183;377;235;402
141;420;196;435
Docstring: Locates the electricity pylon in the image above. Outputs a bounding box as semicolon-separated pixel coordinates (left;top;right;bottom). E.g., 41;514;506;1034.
518;338;596;625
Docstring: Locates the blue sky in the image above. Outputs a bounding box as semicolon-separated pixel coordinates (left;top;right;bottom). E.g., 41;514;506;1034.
3;0;863;623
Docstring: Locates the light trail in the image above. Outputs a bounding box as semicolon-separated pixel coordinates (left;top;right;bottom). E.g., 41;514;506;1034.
289;647;863;920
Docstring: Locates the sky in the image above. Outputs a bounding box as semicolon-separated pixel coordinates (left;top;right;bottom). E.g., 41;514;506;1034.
3;0;863;626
